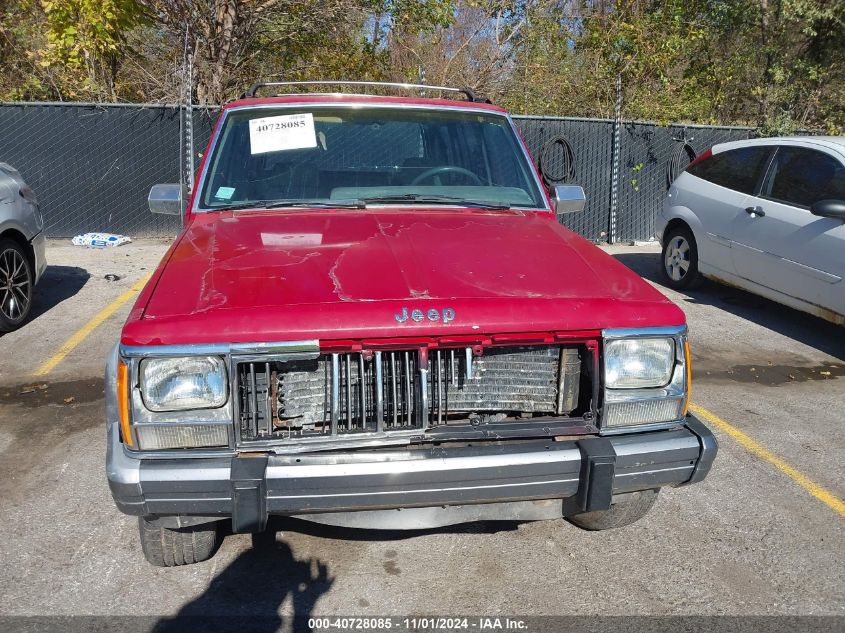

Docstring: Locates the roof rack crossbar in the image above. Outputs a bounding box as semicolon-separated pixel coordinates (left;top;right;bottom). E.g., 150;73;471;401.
242;80;485;103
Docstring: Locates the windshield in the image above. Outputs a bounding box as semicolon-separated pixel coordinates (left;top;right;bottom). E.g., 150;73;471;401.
197;106;547;210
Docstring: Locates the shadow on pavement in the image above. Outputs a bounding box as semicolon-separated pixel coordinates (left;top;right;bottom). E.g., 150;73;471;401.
271;515;521;541
153;532;334;633
612;251;845;361
151;518;519;632
30;265;90;321
0;265;89;340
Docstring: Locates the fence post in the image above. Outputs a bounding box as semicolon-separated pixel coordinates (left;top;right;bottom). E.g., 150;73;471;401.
608;74;622;244
180;24;194;221
184;104;194;193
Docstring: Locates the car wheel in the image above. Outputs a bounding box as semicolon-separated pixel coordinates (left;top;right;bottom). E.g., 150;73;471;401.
566;489;658;531
138;517;219;567
0;238;34;332
660;226;701;290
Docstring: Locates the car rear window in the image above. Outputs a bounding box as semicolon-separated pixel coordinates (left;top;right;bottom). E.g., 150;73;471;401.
686;146;771;194
760;146;845;208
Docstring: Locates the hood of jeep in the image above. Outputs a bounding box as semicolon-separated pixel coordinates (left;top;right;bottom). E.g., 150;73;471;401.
122;208;683;345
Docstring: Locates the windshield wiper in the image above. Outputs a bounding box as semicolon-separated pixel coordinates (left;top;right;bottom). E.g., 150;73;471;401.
361;194;511;210
207;195;511;211
208;198;365;211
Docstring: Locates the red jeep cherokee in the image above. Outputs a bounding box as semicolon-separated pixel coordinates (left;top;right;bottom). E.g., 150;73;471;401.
106;82;716;566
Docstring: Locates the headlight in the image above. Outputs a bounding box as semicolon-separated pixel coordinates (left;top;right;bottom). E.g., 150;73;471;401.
601;328;689;431
140;356;228;411
605;337;674;388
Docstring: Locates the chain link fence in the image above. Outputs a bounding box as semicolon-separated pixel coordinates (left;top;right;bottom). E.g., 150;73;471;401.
0;102;758;241
0;103;185;237
515;116;616;240
613;122;754;241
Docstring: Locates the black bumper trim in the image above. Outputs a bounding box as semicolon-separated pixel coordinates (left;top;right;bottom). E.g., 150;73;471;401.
576;437;616;512
231;455;268;533
682;414;719;486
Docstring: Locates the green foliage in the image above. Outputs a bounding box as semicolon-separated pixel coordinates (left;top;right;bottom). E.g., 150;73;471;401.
38;0;147;99
373;0;455;32
0;0;842;130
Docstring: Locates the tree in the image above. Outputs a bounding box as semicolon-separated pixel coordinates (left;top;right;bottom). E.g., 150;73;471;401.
131;1;361;104
0;0;842;130
386;1;531;98
667;0;845;132
40;0;147;100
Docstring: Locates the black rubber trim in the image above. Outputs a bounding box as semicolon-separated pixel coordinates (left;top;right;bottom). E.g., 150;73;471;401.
576;437;616;511
682;413;718;486
230;455;268;533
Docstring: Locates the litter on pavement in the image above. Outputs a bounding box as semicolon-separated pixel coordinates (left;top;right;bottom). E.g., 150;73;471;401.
72;233;132;248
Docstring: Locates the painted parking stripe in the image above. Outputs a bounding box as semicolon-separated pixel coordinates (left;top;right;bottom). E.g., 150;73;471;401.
32;273;152;377
690;403;845;517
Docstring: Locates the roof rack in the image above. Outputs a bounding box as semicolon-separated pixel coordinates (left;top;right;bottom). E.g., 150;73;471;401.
241;80;490;103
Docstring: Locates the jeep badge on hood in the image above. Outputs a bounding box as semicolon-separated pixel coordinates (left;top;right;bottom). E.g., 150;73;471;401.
395;307;456;323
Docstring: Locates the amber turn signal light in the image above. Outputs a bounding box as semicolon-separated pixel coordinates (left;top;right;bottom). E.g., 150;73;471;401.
117;361;133;447
682;339;692;416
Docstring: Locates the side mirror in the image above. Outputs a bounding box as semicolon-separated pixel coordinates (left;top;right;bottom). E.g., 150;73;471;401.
148;183;185;215
553;184;586;215
810;199;845;221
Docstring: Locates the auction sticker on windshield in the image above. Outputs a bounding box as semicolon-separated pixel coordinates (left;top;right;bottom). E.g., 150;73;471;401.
249;113;317;154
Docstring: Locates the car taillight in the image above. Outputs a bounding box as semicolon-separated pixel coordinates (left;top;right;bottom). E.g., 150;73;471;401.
685;148;712;171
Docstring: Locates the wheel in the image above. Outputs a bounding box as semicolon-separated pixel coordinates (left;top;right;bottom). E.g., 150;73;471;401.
138;517;219;567
660;225;701;290
567;489;658;531
0;238;34;332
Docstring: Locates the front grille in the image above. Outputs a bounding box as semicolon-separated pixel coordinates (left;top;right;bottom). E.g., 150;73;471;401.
237;344;588;443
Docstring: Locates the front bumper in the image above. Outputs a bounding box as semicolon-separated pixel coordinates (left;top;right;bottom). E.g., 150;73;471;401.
108;415;717;531
654;213;668;246
31;231;47;283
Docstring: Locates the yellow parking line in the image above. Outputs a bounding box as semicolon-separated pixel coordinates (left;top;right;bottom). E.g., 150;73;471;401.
690;403;845;517
32;273;152;377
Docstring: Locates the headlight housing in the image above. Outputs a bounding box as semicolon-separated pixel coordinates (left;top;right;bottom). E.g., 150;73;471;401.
140;356;228;412
605;338;674;388
601;327;689;431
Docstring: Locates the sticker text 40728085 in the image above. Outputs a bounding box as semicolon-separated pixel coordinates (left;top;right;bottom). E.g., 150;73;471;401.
248;113;317;154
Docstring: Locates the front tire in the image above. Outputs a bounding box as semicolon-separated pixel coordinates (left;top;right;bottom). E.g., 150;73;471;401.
138;517;219;567
567;489;658;531
660;226;701;290
0;238;34;332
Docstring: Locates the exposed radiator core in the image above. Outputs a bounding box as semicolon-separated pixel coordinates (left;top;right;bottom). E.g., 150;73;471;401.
237;344;585;442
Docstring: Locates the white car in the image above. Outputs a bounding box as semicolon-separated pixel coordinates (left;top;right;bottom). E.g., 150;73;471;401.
656;136;845;325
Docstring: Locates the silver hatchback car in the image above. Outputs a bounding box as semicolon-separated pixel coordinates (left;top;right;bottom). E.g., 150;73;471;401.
0;163;47;332
656;137;845;325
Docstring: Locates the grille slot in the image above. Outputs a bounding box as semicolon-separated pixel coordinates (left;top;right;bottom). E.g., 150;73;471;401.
329;350;419;433
237;345;586;443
